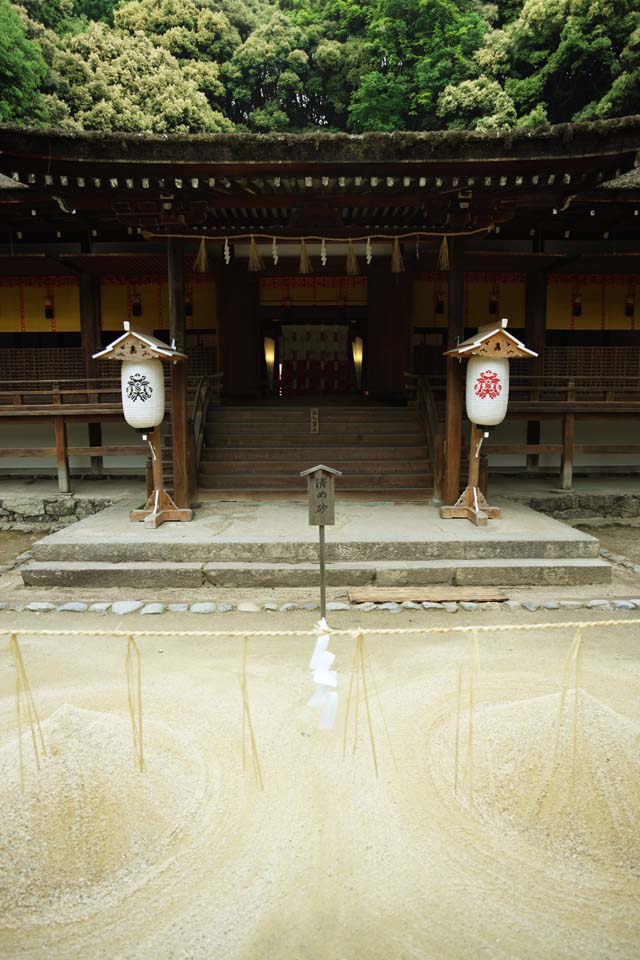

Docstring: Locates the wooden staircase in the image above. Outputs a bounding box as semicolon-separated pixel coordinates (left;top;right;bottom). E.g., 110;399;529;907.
198;403;434;497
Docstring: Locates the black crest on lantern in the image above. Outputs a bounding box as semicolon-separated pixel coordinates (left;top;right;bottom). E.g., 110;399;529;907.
126;373;153;402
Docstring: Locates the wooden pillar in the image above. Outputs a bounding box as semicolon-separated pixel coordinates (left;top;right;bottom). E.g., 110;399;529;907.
79;273;103;474
444;237;465;505
366;270;411;399
525;271;547;473
54;416;70;493
168;238;190;507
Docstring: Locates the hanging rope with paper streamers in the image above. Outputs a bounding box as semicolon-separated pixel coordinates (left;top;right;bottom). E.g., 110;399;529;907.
248;235;263;272
321;237;327;267
223;236;231;265
343;631;379;776
366;236;372;265
125;635;144;773
391;237;404;274
240;636;263;789
9;633;46;790
299;238;312;275
272;236;278;266
346;240;359;276
438;235;450;271
308;618;338;729
193;238;208;273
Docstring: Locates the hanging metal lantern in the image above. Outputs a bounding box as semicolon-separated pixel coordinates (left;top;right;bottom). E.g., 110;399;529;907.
121;357;165;429
465;355;509;427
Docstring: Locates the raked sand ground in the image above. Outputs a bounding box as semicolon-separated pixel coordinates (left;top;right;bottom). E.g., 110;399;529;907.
1;609;639;960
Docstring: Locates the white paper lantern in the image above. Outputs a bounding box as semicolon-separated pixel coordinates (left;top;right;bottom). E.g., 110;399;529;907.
465;355;509;427
121;358;165;429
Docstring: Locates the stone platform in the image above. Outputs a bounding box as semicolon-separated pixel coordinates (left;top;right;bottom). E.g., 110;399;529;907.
21;497;611;588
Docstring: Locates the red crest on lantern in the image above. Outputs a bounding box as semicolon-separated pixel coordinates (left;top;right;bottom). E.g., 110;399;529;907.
474;369;502;400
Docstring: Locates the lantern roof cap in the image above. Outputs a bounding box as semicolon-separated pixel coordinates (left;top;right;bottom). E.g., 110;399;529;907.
444;318;537;359
299;464;343;477
93;321;187;361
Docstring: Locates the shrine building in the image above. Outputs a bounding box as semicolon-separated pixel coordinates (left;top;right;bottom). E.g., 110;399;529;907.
0;118;639;507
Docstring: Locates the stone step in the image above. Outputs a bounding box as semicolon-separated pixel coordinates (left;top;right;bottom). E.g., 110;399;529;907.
201;445;430;461
21;557;612;589
199;459;432;476
32;535;601;563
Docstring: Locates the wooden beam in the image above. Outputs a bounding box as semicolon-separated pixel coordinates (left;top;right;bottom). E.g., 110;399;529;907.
524;269;547;473
444;237;465;505
167;237;190;508
79;272;103;474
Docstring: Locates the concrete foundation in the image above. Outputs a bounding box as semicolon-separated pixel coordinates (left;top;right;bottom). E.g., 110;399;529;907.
21;496;611;588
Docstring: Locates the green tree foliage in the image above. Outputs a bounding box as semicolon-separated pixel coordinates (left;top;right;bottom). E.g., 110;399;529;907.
1;0;638;133
0;0;47;121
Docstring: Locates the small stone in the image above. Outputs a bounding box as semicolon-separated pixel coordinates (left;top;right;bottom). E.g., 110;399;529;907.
629;599;640;608
189;602;216;614
621;559;635;568
89;602;111;613
558;600;584;609
303;602;320;611
479;601;501;611
522;601;540;612
140;603;165;615
25;602;57;612
237;602;260;613
599;549;611;557
57;602;88;613
217;602;235;613
588;599;613;610
11;523;35;533
326;601;350;611
460;601;478;611
422;601;443;610
168;603;189;612
543;601;560;610
0;602;8;611
607;553;625;564
263;602;279;611
633;566;640;575
503;600;521;610
613;599;635;610
443;602;458;613
379;602;401;612
356;602;377;612
401;601;421;610
112;600;144;615
280;603;299;612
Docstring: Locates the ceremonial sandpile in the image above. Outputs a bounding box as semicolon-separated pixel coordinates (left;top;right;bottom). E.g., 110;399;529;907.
0;704;204;928
0;626;639;959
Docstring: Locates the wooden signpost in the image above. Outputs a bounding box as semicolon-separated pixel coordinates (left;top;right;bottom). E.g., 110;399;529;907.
300;464;342;618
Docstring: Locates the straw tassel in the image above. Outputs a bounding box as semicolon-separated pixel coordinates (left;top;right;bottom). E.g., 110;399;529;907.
391;237;404;274
438;235;450;271
193;237;208;273
224;236;231;264
346;240;359;276
248;235;263;272
299;238;312;275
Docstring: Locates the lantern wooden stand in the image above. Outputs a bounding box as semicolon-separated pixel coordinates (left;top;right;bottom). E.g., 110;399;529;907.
94;323;193;527
129;426;192;527
441;422;500;526
440;319;537;526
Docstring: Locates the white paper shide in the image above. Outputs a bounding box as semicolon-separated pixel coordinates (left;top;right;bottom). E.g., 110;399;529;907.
308;618;338;729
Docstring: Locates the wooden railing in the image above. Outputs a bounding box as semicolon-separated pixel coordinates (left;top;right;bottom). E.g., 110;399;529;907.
0;375;220;493
191;372;223;471
406;373;640;491
405;372;444;503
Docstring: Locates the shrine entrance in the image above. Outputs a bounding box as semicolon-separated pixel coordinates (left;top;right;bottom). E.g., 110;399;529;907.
262;317;364;398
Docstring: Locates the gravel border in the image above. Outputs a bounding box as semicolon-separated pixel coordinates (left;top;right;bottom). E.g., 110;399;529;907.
1;596;639;616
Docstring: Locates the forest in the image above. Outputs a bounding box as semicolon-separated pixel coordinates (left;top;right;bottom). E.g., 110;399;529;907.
1;0;639;134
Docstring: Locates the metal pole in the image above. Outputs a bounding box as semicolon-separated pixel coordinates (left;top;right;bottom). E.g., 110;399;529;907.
319;524;326;619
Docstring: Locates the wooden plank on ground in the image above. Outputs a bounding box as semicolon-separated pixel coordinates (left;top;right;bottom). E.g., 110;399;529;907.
348;586;508;603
